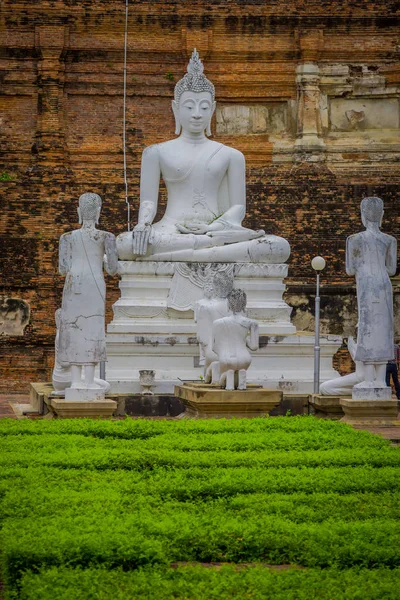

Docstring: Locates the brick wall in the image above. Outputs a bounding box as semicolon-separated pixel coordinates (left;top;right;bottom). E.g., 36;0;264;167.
1;0;399;390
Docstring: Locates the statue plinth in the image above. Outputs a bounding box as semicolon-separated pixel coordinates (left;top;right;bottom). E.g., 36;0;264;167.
105;260;341;394
340;398;399;427
174;383;282;418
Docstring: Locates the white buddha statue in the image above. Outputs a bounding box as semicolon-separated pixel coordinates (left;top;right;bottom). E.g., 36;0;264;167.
117;50;290;264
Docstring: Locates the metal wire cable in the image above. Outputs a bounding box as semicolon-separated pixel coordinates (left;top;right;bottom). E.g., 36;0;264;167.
123;0;130;231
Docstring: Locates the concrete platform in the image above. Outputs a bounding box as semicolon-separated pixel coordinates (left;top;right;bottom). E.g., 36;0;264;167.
50;398;117;418
174;382;282;418
310;394;347;419
340;398;400;427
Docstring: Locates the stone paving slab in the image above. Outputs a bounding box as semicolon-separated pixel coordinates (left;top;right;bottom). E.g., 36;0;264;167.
0;394;28;419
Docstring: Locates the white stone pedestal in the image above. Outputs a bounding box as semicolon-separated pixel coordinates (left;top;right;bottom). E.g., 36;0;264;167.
106;261;341;394
352;386;392;401
65;387;106;402
340;398;399;426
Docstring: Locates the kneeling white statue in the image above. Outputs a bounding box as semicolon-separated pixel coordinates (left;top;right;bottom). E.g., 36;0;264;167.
58;193;118;400
319;336;364;396
212;289;259;391
117;49;290;264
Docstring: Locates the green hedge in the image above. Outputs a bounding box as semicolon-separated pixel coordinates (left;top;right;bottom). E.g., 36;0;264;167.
1;417;399;597
14;565;400;600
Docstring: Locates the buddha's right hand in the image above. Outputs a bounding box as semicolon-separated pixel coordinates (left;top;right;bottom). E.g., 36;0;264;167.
132;223;152;255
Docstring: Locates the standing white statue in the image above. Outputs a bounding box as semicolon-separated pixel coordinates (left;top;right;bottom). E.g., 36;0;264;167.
212;289;259;391
346;196;397;396
52;309;110;396
58;193;118;399
117;49;290;264
194;271;234;382
320;336;364;395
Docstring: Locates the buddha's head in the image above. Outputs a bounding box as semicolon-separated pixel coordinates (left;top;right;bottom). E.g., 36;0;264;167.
78;192;102;225
228;289;247;315
172;49;216;137
360;196;383;228
213;271;234;299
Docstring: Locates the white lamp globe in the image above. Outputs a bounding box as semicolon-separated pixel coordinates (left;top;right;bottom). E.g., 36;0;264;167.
311;256;326;271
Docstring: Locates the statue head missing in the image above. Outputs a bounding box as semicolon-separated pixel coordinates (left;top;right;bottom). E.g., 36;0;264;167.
213;271;234;299
361;196;384;228
78;192;102;225
228;289;247;314
172;49;216;136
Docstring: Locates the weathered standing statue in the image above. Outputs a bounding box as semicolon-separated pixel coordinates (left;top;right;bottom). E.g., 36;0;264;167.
346;196;397;397
52;309;110;396
212;289;259;391
117;49;290;264
58;193;119;400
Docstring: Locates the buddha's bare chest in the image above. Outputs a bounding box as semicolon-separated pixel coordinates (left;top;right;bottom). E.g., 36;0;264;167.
158;143;230;185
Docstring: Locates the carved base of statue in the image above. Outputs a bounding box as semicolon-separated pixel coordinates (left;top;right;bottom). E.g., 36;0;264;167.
105;260;341;394
174;382;283;419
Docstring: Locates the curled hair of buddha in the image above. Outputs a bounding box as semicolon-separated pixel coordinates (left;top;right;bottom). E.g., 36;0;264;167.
213;271;234;299
174;49;215;106
78;192;102;223
228;289;247;314
360;196;383;223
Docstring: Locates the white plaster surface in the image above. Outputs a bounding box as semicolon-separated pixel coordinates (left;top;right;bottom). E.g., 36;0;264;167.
352;386;392;401
330;98;399;131
64;387;105;402
106;330;341;395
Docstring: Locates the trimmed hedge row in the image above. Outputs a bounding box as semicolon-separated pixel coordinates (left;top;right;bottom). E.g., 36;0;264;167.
1;417;400;597
0;415;389;444
2;437;399;470
14;565;400;600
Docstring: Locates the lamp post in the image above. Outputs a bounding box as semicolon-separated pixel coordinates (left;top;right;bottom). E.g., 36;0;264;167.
311;256;326;394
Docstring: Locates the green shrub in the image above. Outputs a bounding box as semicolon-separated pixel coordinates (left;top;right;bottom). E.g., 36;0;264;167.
15;565;400;600
1;417;399;597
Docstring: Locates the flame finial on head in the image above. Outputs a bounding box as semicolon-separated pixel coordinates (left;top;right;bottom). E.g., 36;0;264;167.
174;48;215;105
187;49;204;76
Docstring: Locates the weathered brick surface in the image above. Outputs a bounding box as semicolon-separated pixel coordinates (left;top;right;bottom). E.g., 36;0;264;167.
1;1;400;390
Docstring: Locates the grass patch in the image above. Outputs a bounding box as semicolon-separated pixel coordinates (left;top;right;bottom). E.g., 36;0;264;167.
1;417;400;598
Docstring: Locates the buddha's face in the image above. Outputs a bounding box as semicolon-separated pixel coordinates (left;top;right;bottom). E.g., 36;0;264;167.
173;91;215;135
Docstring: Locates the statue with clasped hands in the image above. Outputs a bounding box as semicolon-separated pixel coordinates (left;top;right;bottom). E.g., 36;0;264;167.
117;50;290;264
